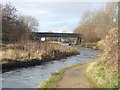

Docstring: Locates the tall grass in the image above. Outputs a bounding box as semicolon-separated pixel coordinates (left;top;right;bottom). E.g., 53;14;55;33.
1;41;79;64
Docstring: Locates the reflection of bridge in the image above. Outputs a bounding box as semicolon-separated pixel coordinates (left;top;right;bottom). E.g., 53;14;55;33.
33;32;81;44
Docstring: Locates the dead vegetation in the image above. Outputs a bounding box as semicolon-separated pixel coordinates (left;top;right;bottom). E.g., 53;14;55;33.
74;3;118;43
98;28;118;70
1;41;79;71
87;28;119;88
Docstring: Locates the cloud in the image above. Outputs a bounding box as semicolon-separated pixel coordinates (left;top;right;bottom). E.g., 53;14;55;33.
39;17;81;33
32;10;51;14
1;2;106;33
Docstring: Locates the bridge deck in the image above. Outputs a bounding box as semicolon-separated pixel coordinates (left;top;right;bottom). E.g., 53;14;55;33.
33;32;80;38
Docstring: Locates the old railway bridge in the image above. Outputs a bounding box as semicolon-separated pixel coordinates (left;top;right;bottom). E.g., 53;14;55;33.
33;32;81;44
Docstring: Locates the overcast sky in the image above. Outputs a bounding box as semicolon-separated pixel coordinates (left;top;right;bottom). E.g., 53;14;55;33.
2;1;108;33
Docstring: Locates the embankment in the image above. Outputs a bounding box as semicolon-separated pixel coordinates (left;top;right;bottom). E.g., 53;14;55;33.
86;28;119;88
1;41;79;72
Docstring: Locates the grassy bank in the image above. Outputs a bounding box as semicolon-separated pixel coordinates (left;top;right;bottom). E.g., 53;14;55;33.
86;60;118;88
39;60;118;89
86;28;119;88
39;67;66;89
38;64;82;89
1;41;79;72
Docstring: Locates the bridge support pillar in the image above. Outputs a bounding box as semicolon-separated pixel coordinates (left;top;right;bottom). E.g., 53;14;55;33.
76;37;81;44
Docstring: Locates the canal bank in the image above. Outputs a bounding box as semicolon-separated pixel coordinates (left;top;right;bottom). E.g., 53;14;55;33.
39;63;93;88
1;41;79;72
2;46;98;88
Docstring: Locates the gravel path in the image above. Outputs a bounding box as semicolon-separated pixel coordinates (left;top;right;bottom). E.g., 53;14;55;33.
57;64;93;88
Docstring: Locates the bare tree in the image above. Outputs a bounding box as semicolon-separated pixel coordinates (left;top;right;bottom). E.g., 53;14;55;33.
74;2;118;42
2;3;39;43
2;3;19;43
20;16;39;32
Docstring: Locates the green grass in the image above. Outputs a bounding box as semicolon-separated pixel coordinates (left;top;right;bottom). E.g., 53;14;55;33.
86;60;119;88
38;64;82;89
39;69;64;89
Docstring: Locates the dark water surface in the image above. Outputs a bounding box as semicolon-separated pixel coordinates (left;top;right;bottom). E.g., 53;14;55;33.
1;46;99;88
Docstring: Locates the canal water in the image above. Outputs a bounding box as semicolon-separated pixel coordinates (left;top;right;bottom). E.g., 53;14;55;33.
1;46;99;88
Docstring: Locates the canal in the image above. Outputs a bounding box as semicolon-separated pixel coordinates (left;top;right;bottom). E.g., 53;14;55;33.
2;46;99;88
